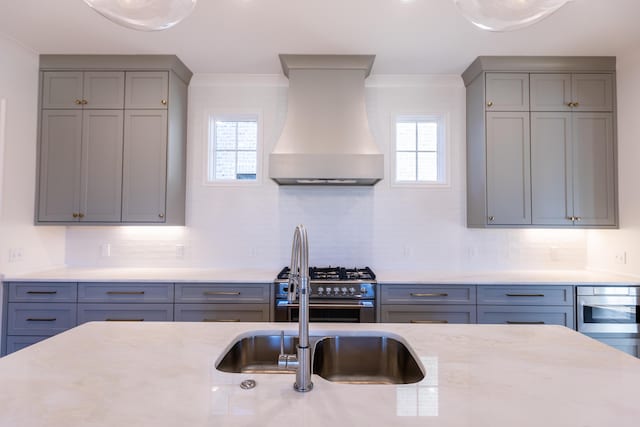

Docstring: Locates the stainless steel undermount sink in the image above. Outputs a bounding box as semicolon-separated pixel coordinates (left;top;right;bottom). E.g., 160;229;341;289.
215;332;425;385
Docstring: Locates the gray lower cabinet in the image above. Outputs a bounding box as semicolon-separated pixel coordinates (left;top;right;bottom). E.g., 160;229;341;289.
379;284;476;324
463;56;618;228
477;285;574;328
77;303;174;323
174;283;271;322
37;56;191;225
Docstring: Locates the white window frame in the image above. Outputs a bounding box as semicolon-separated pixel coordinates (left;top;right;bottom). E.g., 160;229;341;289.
204;111;263;186
391;113;449;188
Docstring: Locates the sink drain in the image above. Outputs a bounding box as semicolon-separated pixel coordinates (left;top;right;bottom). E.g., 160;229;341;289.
240;379;256;390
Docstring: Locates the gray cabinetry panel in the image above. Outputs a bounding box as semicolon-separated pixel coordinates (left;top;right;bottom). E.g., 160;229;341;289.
572;113;616;226
77;303;174;323
8;303;77;335
9;282;77;302
477;305;574;328
572;74;613;112
78;283;174;303
125;71;169;109
530;73;572;112
486;112;531;225
6;336;50;354
381;305;476;324
174;304;270;322
38;110;83;221
175;283;270;303
485;73;529;111
477;285;573;305
83;72;125;109
122;110;168;222
41;71;84;109
380;285;475;304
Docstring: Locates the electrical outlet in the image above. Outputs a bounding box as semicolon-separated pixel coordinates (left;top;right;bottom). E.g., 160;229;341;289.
8;247;23;263
614;251;628;265
100;243;111;257
549;246;559;261
175;244;185;259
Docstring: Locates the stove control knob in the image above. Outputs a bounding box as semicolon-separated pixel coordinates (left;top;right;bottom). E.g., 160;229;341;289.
317;287;324;295
349;287;356;295
341;287;348;295
360;287;368;296
333;287;340;295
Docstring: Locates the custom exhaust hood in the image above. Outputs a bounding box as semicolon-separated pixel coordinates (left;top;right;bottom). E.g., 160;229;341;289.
269;54;384;186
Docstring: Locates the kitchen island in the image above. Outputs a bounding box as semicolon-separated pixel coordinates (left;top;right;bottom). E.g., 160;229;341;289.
0;322;638;426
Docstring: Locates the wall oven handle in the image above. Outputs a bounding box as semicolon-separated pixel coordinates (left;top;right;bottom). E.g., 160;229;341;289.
277;301;374;309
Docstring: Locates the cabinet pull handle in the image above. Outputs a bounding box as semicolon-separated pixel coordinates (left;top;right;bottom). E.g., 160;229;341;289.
487;101;493;107
75;99;82;105
410;320;449;324
26;291;57;295
204;291;241;296
106;291;145;295
27;318;57;322
105;318;145;322
410;293;449;297
203;319;241;322
506;321;545;325
161;99;167;105
505;293;545;297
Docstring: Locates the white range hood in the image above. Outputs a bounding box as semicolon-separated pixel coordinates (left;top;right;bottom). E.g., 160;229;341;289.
269;54;384;186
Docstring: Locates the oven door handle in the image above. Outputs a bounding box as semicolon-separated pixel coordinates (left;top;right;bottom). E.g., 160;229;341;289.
276;301;374;309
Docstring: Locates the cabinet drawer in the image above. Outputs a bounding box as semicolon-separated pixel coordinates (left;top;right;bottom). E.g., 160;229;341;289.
174;304;270;322
477;285;573;305
6;336;50;355
380;305;476;324
77;303;174;323
8;303;77;335
380;285;475;304
9;282;77;302
477;306;574;328
175;283;270;303
78;283;174;303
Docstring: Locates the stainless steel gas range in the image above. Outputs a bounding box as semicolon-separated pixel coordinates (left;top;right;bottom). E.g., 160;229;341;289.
274;266;377;323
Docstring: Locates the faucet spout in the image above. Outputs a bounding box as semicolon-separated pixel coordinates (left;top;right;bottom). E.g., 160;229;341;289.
288;224;313;392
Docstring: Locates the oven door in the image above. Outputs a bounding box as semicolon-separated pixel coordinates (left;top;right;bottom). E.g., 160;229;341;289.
577;295;640;334
274;300;375;323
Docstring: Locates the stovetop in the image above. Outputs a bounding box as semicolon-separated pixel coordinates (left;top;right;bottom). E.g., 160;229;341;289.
276;266;376;282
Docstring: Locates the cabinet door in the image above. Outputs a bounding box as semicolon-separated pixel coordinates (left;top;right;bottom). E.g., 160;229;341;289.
530;74;572;112
83;72;125;109
38;110;82;222
80;110;124;222
477;305;574;328
572;74;613;112
7;303;77;335
41;71;84;109
122;110;168;222
531;112;574;225
380;305;476;324
174;304;270;322
485;73;529;111
486;112;531;225
77;303;174;323
572;113;616;225
125;71;169;109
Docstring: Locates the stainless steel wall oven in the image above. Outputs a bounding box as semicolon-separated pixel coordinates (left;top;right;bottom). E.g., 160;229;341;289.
274;267;376;323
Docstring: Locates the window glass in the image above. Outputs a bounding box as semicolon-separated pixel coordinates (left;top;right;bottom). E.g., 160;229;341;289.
394;115;446;185
208;116;259;183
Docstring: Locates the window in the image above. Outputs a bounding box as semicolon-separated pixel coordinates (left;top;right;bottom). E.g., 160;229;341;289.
394;114;447;185
207;114;259;183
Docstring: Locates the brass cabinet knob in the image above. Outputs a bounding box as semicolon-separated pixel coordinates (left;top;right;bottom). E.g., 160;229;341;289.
567;102;574;107
161;99;167;105
158;213;164;218
75;99;82;105
575;216;582;222
573;102;579;107
82;99;88;105
487;101;493;107
78;213;85;218
72;213;79;218
488;216;495;222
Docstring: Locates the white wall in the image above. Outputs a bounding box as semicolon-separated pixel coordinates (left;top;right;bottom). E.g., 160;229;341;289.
65;73;588;272
587;48;640;278
0;34;66;277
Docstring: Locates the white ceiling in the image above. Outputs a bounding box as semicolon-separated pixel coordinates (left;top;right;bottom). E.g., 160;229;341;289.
1;0;639;75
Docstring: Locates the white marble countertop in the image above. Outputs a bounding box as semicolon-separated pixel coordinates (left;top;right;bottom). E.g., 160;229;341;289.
0;322;639;426
3;267;639;285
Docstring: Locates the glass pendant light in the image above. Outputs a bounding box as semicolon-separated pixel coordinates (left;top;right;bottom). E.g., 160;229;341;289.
83;0;197;31
453;0;573;31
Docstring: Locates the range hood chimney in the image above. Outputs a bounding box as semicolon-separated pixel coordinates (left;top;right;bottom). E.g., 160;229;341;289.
269;54;383;186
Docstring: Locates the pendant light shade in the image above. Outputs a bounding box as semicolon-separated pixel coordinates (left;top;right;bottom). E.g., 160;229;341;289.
83;0;197;31
453;0;573;31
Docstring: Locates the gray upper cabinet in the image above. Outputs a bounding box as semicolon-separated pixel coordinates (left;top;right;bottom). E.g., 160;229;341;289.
485;73;529;111
36;55;192;225
463;56;617;228
42;71;124;109
125;72;169;109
